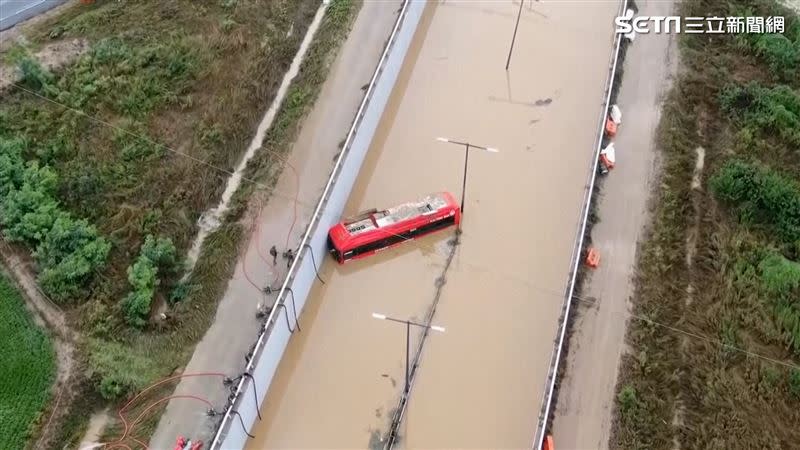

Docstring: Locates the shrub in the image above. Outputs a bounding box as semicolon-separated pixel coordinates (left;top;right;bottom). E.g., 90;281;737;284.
88;339;158;400
618;385;640;418
17;57;54;91
790;369;800;398
35;216;111;302
718;83;800;144
710;160;800;244
752;33;799;78
169;280;192;304
0;162;62;244
758;252;800;352
122;234;177;327
759;253;800;297
140;235;178;272
0;139;26;197
122;258;158;328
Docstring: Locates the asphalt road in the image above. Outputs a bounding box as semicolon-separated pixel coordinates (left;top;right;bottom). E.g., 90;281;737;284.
0;0;66;31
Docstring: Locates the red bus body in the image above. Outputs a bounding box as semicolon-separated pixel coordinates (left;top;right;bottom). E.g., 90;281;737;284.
327;192;461;264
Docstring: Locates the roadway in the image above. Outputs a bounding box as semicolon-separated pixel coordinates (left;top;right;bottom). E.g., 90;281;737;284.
0;0;66;31
248;1;620;448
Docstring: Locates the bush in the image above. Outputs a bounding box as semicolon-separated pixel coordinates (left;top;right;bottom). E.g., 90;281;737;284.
752;33;799;79
790;369;800;398
122;258;158;328
0;162;62;244
140;235;178;272
759;253;800;296
618;385;640;418
719;83;800;144
17;57;54;91
710;160;800;244
758;252;800;352
0;137;111;302
35;216;111;302
122;234;177;327
0;139;26;198
88;339;158;400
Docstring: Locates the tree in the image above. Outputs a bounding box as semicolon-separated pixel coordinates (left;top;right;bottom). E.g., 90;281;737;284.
122;257;158;327
140;234;178;272
35;216;111;302
0;138;26;198
0;162;63;244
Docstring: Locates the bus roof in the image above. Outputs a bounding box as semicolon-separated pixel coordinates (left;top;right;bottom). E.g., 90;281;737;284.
343;192;452;236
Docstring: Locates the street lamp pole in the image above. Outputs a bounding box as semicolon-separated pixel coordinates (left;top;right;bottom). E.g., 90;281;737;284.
506;0;525;71
372;313;445;396
436;137;499;214
461;143;470;213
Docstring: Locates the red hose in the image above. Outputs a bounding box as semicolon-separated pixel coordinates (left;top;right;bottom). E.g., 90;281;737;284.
128;395;214;431
130;437;149;450
109;372;225;446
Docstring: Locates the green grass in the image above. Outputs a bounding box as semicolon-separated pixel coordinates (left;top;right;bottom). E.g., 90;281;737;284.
611;0;800;448
0;272;56;449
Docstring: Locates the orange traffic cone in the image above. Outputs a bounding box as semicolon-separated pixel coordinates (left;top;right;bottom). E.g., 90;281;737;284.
585;247;600;268
543;435;555;450
605;117;617;137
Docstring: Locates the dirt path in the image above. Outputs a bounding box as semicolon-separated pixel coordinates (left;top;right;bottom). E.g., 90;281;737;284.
148;2;401;448
0;241;78;450
0;38;89;93
551;0;678;448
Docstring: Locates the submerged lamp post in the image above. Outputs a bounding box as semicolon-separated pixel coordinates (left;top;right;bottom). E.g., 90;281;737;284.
436;137;499;214
371;312;445;396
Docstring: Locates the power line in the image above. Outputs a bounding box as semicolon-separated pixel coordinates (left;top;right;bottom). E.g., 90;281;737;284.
9;82;317;210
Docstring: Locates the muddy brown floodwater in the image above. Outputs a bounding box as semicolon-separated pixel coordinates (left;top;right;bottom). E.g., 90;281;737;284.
247;1;619;448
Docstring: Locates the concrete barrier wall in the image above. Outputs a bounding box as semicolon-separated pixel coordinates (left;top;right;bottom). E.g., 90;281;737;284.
210;1;427;448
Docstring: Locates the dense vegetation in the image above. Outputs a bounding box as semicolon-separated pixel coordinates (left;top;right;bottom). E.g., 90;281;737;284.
612;0;800;448
0;0;359;446
0;274;55;449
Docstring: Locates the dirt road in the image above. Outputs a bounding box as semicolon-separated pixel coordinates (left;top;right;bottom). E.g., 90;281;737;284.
551;0;678;448
247;1;620;448
148;2;400;447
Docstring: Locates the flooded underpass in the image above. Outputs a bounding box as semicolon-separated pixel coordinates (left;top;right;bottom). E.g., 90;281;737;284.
247;1;619;448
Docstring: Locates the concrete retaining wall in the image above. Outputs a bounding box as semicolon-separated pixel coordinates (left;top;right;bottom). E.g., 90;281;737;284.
209;1;426;448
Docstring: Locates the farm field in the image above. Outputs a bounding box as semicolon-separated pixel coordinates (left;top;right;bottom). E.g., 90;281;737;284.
612;0;800;448
0;273;55;449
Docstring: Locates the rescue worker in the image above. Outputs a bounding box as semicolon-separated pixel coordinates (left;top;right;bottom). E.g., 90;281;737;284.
269;245;278;265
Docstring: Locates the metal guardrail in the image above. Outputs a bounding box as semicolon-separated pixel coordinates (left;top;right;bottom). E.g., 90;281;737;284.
531;1;629;448
209;0;416;446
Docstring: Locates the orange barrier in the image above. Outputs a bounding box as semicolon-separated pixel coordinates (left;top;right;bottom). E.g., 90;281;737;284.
543;435;555;450
585;247;600;268
604;117;617;137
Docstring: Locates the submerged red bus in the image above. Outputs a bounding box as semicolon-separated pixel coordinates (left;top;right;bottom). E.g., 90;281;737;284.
327;192;461;264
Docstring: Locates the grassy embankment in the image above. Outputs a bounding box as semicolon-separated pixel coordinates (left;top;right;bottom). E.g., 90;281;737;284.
0;273;55;449
0;0;360;446
612;0;800;448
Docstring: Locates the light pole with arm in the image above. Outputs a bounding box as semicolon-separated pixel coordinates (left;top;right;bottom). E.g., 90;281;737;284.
371;313;445;396
436;137;498;213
